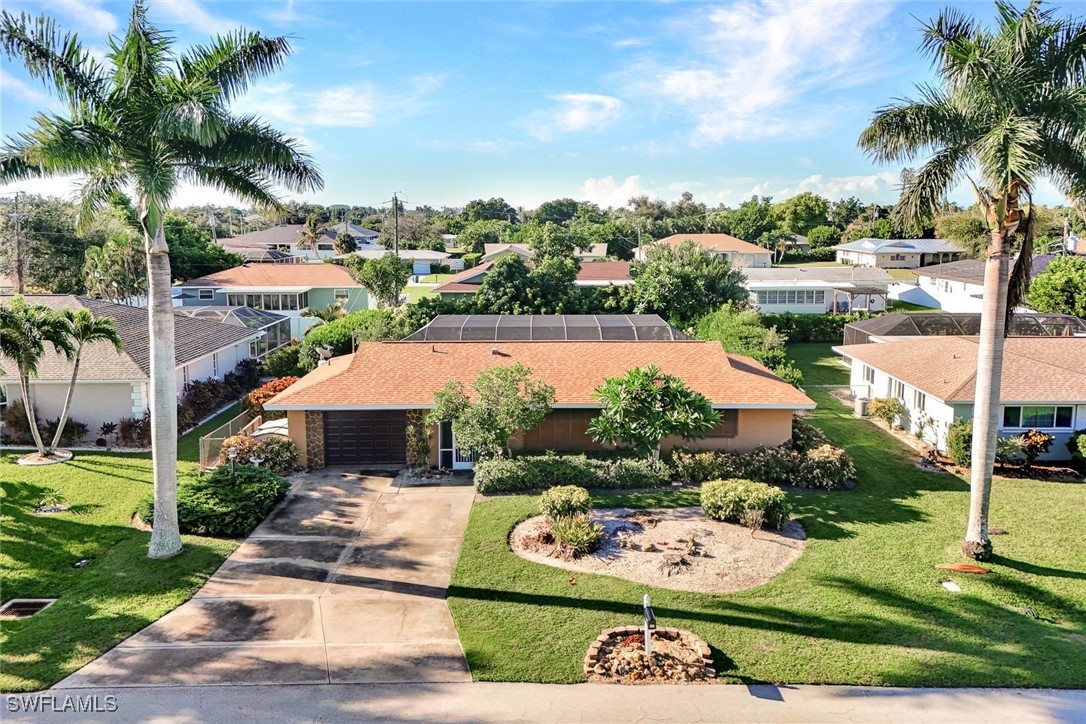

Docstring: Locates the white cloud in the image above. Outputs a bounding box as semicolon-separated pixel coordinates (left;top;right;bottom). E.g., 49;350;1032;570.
581;175;647;209
627;1;895;144
49;0;117;35
0;74;59;109
150;0;237;36
793;172;900;199
613;38;646;48
529;93;624;141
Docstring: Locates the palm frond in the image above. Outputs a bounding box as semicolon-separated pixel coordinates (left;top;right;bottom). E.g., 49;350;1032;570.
76;171;127;232
976;114;1042;191
179;164;283;210
154;75;227;145
5;112;115;176
894;146;972;225
109;0;174;98
859;93;972;163
0;10;106;107
179;31;292;102
1005;203;1035;331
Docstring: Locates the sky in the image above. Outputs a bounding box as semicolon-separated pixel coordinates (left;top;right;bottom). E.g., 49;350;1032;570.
0;0;1075;211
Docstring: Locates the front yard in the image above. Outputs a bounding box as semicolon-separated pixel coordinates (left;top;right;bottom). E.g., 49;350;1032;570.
0;413;240;692
447;345;1086;687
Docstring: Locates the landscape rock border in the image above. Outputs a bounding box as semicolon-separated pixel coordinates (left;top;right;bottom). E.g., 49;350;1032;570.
584;626;715;682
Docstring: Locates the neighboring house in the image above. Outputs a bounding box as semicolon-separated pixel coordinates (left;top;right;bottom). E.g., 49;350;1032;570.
834;237;963;268
910;255;1056;313
175;264;369;338
743;267;895;314
219;224;382;262
785;234;811;254
481;243;609;263
634;234;773;268
842;311;1086;345
341;248;464;275
431;261;632;300
834;336;1086;459
175;306;293;359
264;314;815;468
0;295;258;440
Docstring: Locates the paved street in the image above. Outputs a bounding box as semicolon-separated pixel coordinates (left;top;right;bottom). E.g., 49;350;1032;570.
56;469;475;688
10;683;1085;722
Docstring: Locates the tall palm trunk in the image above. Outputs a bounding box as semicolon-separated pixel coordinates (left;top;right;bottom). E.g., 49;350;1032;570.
146;221;182;559
18;374;47;456
963;229;1010;560
48;344;84;453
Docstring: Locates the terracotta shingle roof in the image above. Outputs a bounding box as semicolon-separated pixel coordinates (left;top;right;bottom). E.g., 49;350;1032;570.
833;336;1086;403
649;234;770;255
181;263;359;289
0;295;258;381
266;340;815;410
576;261;632;283
433;262;493;294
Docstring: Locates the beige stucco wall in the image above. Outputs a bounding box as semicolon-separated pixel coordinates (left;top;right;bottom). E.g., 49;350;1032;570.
286;409;309;468
669;408;794;453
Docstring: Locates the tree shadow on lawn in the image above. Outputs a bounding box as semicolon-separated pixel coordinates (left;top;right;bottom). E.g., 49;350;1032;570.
992;554;1086;582
449;572;1086;685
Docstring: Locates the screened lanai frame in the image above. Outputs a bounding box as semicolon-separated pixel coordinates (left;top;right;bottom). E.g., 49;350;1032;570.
842;312;1086;346
401;314;693;342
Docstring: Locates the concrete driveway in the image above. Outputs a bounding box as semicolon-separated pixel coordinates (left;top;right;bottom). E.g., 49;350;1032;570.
57;469;476;687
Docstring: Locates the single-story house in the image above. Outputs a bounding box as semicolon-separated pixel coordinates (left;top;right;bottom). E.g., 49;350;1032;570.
785;234;811;254
219;223;382;262
910;255;1056;313
842;311;1086;345
634;233;773;268
265;314;814;468
432;261;632;300
339;248;464;275
834;336;1086;458
743;267;895;314
175;306;293;359
221;245;303;264
175;264;369;338
0;295;259;440
834;237;963;269
481;243;609;263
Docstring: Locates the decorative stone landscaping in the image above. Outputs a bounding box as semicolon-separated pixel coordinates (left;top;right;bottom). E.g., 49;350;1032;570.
16;450;73;466
510;506;806;594
584;626;715;683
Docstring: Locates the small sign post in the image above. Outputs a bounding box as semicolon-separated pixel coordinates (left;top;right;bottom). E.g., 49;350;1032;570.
643;594;656;655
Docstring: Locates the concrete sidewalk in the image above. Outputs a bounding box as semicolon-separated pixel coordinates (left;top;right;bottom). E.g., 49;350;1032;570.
9;682;1084;723
56;469;476;688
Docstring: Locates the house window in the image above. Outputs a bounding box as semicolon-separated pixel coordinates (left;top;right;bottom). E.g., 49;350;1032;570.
317;243;334;252
0;385;7;418
913;390;926;412
891;380;905;400
212;353;219;378
863;365;875;384
334;288;349;302
299;291;309;309
705;409;739;438
198;288;214;301
1002;406;1074;429
182;365;190;385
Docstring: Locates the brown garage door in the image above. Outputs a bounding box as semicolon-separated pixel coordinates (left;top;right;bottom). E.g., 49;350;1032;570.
323;410;407;466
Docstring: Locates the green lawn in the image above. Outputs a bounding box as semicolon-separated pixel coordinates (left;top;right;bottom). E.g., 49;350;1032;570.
417;273;456;283
788;343;850;387
0;421;238;692
404;284;438;304
775;260;841;267
885;268;918;281
891;299;939;312
447;357;1086;686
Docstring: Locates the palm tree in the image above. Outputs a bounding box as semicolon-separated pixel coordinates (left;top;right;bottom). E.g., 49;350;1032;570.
301;302;346;330
0;297;75;457
859;1;1086;560
1;2;322;558
48;307;123;454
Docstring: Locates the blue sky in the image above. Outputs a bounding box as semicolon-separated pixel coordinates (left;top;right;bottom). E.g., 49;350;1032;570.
0;1;1073;210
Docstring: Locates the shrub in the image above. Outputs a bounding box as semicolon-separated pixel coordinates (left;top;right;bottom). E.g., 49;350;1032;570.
137;465;290;538
946;419;973;466
669;448;743;483
117;414;150;447
761;312;871;344
539;485;591;520
0;400;37;445
264;344;304;377
601;457;672;488
996;436;1025;465
219;434;260;465
1019;429;1055;471
550;514;604;556
791;418;828;452
246;376;299;416
743;446;800;485
867;398;905;428
797;444;855;489
254;436;299;475
700;479;791;530
297;309;414;370
1067;429;1086;470
462;252;482;269
472;453;671;493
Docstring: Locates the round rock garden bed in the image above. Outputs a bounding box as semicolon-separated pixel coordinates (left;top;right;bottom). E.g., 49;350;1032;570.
510;506;806;594
585;626;715;684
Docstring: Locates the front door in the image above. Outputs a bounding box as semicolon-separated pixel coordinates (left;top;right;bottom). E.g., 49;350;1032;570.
438;420;474;470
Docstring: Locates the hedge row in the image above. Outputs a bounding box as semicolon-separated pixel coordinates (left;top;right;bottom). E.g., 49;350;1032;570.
473;454;671;493
670;442;855;490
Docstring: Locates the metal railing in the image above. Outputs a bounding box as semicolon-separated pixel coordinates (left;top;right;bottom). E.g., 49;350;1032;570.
198;411;263;469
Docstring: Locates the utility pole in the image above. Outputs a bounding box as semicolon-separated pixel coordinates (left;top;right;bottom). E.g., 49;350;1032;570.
10;191;25;294
393;192;400;254
1063;212;1070;255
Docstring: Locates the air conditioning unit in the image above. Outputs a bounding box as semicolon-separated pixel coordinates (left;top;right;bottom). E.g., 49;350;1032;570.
855;397;870;417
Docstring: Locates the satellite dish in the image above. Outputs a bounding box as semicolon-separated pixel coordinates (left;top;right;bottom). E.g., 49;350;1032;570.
317;345;334;361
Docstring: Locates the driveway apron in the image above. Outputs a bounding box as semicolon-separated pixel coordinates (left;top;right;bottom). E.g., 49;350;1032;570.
56;469;476;687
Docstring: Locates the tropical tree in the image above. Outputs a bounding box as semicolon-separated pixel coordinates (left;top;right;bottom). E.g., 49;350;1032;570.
588;365;721;460
0;2;322;557
628;241;746;325
333;231;357;255
0;297;75;457
1026;255;1086;317
83;233;146;304
301;302;346;329
49;307;123;453
350;253;410;308
859;1;1086;559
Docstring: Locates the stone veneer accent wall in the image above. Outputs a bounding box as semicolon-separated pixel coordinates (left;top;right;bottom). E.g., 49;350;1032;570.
305;411;325;469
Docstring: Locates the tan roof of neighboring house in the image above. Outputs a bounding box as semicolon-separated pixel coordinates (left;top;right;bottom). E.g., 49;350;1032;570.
482;243;609;261
266;340;815;410
181;263;359;289
575;261;632;282
648;234;771;255
433;262;493;294
833;336;1086;403
0;295;257;382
